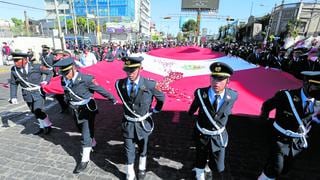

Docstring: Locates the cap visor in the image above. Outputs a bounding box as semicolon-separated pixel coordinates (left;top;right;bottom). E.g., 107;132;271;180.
211;75;228;81
123;67;138;72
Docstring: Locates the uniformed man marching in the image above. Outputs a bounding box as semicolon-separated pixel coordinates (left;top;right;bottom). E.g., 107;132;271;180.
115;56;165;180
40;45;54;71
188;62;238;180
51;49;71;113
258;71;320;180
9;52;53;135
53;57;117;174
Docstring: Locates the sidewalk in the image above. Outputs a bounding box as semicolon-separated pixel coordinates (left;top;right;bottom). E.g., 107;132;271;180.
0;100;320;179
0;65;11;74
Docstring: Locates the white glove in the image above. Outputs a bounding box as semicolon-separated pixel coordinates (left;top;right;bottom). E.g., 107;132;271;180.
40;81;48;85
8;98;18;104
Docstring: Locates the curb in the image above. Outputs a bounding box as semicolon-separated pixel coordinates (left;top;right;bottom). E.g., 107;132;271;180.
0;66;11;73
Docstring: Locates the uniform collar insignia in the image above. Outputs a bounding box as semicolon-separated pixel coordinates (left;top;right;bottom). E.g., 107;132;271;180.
293;95;300;102
140;85;147;91
226;94;231;100
283;110;293;116
122;80;126;89
202;92;208;99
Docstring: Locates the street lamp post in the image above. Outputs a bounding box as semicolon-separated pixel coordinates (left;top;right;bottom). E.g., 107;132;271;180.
85;0;90;34
96;0;101;45
250;1;265;17
196;9;201;44
39;22;44;36
54;0;65;50
64;8;68;35
69;0;78;48
162;16;171;40
264;4;276;47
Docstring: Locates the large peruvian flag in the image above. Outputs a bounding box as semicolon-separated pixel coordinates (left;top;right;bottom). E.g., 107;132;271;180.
43;47;301;116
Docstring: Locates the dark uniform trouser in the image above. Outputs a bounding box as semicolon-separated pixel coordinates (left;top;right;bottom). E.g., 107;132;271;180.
264;140;301;178
124;135;149;164
72;108;96;148
26;98;46;119
54;94;68;110
195;136;225;173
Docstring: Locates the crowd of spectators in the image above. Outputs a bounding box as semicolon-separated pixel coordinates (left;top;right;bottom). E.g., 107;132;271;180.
3;37;319;82
207;40;320;80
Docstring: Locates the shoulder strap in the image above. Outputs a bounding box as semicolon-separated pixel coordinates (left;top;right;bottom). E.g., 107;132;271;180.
115;80;141;118
196;89;222;130
284;91;305;128
14;67;39;88
65;86;84;101
42;56;53;70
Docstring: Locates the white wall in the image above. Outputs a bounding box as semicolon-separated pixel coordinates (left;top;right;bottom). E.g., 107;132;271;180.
0;37;63;63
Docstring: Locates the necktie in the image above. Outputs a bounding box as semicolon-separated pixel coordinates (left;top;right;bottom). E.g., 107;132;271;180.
213;95;220;111
22;67;27;76
129;82;136;99
68;80;73;87
304;100;311;114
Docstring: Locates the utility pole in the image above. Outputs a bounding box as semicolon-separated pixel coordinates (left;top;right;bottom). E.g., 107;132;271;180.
85;0;90;34
54;0;65;50
195;9;201;44
107;0;110;23
64;8;67;35
69;0;78;48
24;11;30;36
264;4;276;47
96;0;101;45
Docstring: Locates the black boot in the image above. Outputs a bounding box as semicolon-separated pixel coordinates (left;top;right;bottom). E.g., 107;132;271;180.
73;161;89;174
44;126;52;135
33;128;44;135
138;170;146;180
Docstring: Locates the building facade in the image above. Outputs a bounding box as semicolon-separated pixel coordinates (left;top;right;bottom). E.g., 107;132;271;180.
0;19;14;38
270;2;320;36
43;0;70;36
44;0;151;42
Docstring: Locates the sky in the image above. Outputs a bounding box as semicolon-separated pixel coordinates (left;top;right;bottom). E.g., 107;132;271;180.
0;0;315;35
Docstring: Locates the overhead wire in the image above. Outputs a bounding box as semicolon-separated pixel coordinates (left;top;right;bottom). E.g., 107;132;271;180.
0;0;45;11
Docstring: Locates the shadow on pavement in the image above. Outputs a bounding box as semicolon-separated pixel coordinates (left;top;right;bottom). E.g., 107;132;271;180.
11;98;320;179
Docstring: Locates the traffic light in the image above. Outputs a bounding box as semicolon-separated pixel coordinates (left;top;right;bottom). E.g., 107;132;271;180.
226;17;234;21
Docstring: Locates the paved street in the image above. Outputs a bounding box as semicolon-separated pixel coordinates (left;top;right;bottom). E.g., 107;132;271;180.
0;66;320;180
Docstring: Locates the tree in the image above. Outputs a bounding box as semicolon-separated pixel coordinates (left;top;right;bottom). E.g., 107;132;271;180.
89;20;96;33
102;23;107;32
224;35;233;43
11;18;23;27
181;19;197;40
285;19;301;40
11;18;25;36
218;26;224;40
176;32;184;42
181;19;197;33
66;19;74;33
151;34;160;41
77;17;87;35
